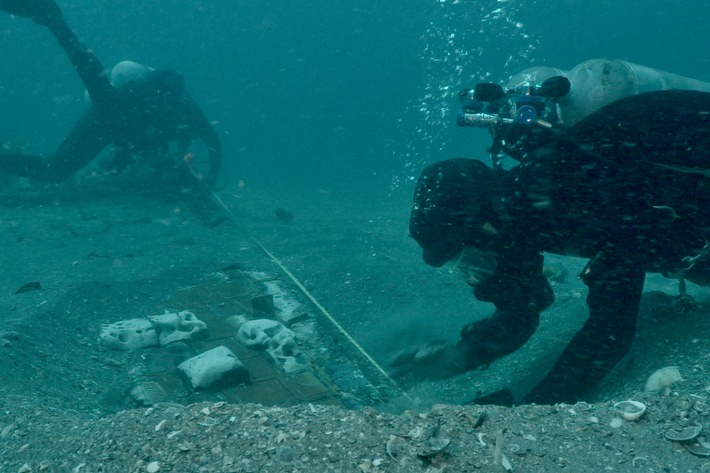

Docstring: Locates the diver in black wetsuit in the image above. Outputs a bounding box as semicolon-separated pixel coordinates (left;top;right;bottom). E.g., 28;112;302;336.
0;0;222;187
396;88;710;405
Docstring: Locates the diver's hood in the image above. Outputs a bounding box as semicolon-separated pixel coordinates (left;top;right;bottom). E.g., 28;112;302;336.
110;60;154;88
410;158;502;267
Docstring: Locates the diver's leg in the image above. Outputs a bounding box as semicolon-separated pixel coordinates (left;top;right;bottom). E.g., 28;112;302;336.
0;0;61;24
522;261;645;404
44;108;110;182
0;109;109;183
45;13;113;106
0;0;113;106
0;152;53;181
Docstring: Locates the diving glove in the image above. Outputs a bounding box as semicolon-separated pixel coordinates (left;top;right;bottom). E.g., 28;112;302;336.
389;340;470;382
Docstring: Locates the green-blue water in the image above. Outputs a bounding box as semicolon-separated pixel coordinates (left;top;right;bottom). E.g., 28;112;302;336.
3;0;709;193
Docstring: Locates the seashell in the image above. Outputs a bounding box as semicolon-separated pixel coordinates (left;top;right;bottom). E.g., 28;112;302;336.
177;443;193;451
358;460;372;472
416;437;451;458
693;400;708;414
129;381;166;406
613;400;646;421
146;461;160;473
386;435;409;463
500;454;513;472
573;401;592;412
664;424;703;442
644;366;682;392
687;442;710;457
408;426;424;439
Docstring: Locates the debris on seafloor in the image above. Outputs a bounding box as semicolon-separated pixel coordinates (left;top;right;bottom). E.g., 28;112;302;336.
274;207;293;223
0;330;19;347
460;408;487;429
15;281;41;294
219;262;245;272
492;429;513;471
385;417;451;466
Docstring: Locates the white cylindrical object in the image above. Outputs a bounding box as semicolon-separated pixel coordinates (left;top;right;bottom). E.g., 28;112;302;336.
556;58;710;126
507;66;566;90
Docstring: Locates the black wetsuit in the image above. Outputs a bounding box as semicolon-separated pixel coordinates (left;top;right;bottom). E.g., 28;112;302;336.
0;4;222;185
442;90;710;404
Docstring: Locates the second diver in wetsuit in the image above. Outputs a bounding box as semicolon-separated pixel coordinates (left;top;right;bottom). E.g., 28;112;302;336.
0;0;223;188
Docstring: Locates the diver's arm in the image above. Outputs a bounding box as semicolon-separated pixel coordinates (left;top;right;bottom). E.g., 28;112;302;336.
390;251;553;381
458;308;541;368
43;10;112;106
522;251;645;404
461;253;554;368
184;95;223;187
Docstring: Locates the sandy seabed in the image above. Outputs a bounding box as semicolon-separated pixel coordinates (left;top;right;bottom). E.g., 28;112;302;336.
1;172;710;472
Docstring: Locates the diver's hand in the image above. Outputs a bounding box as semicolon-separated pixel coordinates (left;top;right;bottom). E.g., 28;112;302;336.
389;340;470;382
0;0;63;26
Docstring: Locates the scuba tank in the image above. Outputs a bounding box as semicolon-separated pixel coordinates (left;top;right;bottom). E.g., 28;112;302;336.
507;66;566;91
503;59;710;126
458;58;710;167
554;58;710;126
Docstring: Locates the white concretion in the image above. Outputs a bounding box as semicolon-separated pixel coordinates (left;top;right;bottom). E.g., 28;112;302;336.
644;366;683;392
236;319;307;373
100;310;208;351
267;330;298;358
237;319;292;348
266;330;307;373
100;318;159;351
148;310;207;346
178;346;247;390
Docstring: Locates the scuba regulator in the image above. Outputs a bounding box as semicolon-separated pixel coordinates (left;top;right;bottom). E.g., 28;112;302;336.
456;75;571;169
457;75;570;128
